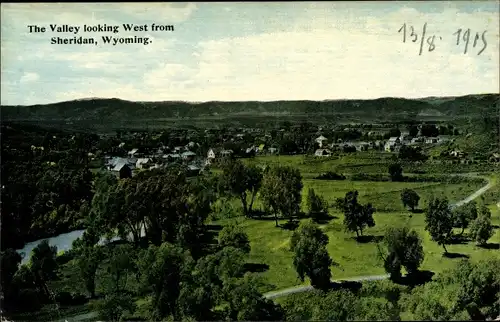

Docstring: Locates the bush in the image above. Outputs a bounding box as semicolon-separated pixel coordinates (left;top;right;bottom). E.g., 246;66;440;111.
315;171;346;180
55;291;88;306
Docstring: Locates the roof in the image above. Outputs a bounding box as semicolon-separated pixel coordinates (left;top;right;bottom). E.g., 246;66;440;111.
128;148;139;154
136;158;151;164
181;151;196;157
388;137;399;142
112;161;130;171
316;135;327;141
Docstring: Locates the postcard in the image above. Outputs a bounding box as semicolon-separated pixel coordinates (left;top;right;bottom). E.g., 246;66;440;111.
1;2;499;321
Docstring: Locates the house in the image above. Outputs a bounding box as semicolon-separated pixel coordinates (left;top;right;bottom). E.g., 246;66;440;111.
449;149;464;158
315;135;328;148
315;149;332;157
207;148;219;160
128;148;139;158
425;137;439;144
437;135;452;143
245;146;256;154
181;151;196;161
410;137;422;145
136;158;152;169
220;149;233;158
489;153;500;163
384;137;401;152
112;162;132;179
118;142;125;148
268;147;278;155
187;164;202;176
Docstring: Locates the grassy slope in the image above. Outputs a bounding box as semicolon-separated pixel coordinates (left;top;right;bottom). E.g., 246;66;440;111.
211;155;499;292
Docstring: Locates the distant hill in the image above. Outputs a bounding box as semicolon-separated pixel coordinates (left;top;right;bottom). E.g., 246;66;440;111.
1;94;498;125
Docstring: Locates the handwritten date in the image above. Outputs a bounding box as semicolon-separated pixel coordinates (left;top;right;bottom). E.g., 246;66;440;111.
398;23;488;56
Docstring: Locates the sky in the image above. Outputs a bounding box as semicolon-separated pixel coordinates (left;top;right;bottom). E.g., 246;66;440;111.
1;1;499;105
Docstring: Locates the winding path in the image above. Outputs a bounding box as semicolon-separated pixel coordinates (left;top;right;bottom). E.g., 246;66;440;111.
53;174;498;320
263;174;496;300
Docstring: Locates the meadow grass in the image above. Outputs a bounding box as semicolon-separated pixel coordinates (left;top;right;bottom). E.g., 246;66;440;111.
214;204;500;292
212;155;499;291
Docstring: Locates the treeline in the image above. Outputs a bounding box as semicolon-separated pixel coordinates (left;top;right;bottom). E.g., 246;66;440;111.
1;123;98;250
1;158;498;320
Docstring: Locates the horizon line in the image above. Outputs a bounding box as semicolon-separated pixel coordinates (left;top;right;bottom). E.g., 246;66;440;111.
2;92;499;107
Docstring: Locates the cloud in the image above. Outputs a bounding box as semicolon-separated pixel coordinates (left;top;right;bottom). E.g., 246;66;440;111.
20;72;39;83
0;3;498;105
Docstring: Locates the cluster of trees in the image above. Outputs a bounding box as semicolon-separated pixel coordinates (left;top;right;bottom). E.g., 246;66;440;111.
424;198;494;253
1;165;287;320
281;257;500;321
1;124;96;250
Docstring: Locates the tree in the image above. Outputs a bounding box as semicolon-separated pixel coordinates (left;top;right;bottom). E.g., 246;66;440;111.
424;197;454;253
400;189;420;212
290;221;333;289
336;191;376;238
400;280;469;321
177;246;246;321
306;188;328;220
260;166;303;226
30;240;58;299
388;163;403;181
311;290;359;321
105;244;137;294
223;274;284;321
141;243;192;321
452;201;478;235
219;161;262;217
380;227;424;280
94;293;137;322
1;249;22;311
469;205;493;246
218;224;251;254
73;223;104;298
454;258;500;320
398;146;428;161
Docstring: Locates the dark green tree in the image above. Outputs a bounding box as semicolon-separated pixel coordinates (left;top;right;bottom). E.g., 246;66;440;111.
452;201;478;235
223;274;284;321
469;205;493;246
30;240;58;299
380;227;424;280
306;188;328;221
424;197;454;253
400;189;420;212
290;221;332;289
388;163;403;181
336;191;376;238
260;166;303;226
218;224;251;254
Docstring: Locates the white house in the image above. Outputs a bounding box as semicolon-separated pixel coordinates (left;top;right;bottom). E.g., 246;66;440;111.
315;149;332;157
425;137;439;144
128;148;139;157
384;137;401;152
207;148;217;160
181;151;196;161
315;135;328;148
136;158;151;169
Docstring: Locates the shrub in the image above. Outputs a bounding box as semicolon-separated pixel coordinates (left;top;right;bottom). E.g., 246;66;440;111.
315;171;346;180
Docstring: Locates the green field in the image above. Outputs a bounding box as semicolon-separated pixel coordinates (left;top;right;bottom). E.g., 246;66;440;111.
213;205;500;292
210;155;500;292
15;154;499;321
